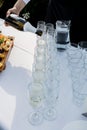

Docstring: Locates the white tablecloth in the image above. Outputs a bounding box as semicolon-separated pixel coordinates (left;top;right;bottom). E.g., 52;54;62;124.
0;22;86;130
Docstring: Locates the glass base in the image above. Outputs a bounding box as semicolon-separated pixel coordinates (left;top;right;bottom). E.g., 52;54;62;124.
28;111;43;125
43;107;57;121
56;42;69;52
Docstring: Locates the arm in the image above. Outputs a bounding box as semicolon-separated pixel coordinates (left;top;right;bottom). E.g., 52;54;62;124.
6;0;30;17
14;0;26;13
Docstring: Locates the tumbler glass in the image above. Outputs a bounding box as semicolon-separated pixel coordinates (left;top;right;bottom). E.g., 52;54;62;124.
78;41;87;51
55;20;71;51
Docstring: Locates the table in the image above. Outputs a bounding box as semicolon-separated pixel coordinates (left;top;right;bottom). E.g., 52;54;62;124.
0;20;86;130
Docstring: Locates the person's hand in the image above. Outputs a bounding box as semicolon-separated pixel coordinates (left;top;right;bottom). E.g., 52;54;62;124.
6;6;19;17
5;6;20;26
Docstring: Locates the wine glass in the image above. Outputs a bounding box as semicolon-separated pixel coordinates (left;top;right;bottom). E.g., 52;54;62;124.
27;81;44;125
78;41;87;80
67;44;84;82
35;21;46;36
33;38;46;74
46;23;54;33
43;79;60;121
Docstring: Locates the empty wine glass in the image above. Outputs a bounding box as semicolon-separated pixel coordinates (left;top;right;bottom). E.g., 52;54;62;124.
33;38;46;73
67;45;84;82
35;21;46;36
35;38;46;59
43;79;60;121
78;41;87;77
46;23;54;33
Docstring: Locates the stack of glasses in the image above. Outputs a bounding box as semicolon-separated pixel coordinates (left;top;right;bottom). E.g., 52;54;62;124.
67;43;87;106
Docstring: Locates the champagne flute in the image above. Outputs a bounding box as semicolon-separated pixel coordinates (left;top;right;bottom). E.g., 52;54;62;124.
43;79;59;121
27;82;44;125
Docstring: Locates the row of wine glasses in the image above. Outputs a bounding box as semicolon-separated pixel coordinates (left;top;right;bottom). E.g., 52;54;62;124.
27;38;46;125
27;21;60;125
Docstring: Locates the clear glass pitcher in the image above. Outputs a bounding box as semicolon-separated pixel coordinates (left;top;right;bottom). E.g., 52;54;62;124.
55;20;71;51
